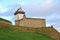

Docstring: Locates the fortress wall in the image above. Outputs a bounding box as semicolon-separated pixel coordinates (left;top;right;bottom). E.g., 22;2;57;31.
15;20;20;26
37;27;60;40
13;27;36;32
12;27;60;40
20;18;46;28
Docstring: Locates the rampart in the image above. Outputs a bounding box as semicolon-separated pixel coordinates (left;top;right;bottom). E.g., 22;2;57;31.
12;26;60;40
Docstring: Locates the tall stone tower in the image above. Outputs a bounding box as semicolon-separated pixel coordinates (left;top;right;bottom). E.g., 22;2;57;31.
14;7;26;25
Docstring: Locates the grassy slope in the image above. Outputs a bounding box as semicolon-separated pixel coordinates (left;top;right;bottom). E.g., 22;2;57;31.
0;29;54;40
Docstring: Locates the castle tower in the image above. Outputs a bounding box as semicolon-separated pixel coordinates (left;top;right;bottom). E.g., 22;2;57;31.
14;7;26;20
14;7;26;25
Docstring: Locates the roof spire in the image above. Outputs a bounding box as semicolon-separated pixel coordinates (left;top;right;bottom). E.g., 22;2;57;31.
14;6;25;15
17;6;24;12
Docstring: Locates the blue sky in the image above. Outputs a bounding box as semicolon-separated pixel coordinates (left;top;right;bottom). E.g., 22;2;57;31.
0;0;60;32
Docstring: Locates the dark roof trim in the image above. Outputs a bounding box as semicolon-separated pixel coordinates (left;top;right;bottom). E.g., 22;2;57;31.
14;11;25;15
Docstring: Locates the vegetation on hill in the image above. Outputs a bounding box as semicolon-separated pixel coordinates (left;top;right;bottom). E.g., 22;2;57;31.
0;18;12;24
0;18;59;40
0;28;55;40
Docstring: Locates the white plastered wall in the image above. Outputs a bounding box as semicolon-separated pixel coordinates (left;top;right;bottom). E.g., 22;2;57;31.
15;13;24;20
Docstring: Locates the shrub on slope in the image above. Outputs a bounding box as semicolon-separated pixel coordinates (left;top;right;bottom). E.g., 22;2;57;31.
0;18;12;24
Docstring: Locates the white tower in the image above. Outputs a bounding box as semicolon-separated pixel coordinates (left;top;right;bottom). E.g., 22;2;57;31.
14;7;26;25
14;7;26;20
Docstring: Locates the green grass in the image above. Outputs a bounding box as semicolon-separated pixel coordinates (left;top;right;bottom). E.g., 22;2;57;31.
0;29;54;40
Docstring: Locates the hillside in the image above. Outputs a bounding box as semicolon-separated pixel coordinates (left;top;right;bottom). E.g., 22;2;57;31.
0;18;59;40
0;29;54;40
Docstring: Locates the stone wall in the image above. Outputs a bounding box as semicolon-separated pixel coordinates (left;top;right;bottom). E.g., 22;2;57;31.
37;27;60;40
19;18;46;28
12;27;60;40
15;20;20;26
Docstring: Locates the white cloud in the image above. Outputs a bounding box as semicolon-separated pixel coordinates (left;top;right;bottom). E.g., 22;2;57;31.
44;13;60;21
37;0;55;14
23;0;56;15
41;0;53;6
0;5;9;13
